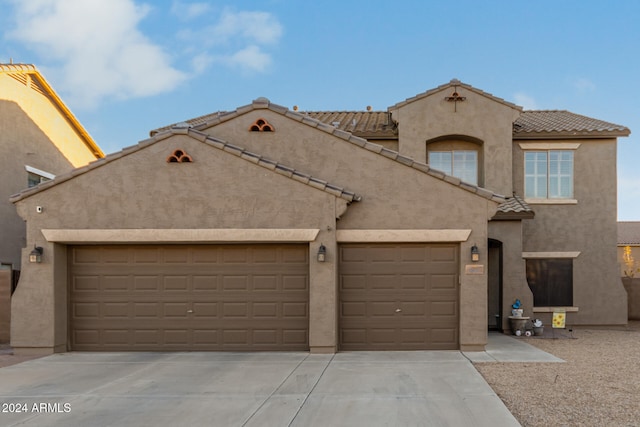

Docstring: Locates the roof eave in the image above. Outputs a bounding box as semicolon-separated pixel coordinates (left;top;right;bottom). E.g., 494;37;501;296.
28;71;105;158
513;130;630;139
491;211;535;221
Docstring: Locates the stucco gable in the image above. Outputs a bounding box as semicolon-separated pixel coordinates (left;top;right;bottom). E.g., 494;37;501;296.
10;127;361;205
388;79;522;112
160;97;506;204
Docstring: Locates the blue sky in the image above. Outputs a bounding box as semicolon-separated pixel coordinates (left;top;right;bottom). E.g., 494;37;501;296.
1;0;639;219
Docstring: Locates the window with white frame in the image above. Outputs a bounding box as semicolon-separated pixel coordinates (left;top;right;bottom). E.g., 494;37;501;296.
524;150;573;199
26;165;55;188
429;150;478;185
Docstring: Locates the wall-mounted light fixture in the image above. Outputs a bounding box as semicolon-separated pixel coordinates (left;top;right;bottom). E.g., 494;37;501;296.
29;246;43;263
317;244;326;262
470;244;479;262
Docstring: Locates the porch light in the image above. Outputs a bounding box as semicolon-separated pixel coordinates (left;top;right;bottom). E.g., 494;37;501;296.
470;244;480;262
29;246;43;263
317;244;327;262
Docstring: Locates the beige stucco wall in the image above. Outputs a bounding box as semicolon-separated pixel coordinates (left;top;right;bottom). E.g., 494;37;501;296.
12;134;344;353
388;85;521;196
514;138;627;325
0;100;80;270
200;108;499;351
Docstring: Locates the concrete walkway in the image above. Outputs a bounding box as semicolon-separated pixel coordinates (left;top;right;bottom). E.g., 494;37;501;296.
464;332;565;363
0;334;559;426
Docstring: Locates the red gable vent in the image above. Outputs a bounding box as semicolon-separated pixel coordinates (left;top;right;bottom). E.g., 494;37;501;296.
249;118;274;132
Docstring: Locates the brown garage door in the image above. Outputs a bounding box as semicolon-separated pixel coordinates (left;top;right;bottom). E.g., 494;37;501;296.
339;243;459;350
69;244;309;351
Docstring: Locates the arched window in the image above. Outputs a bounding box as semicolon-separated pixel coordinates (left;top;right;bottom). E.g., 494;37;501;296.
426;136;483;186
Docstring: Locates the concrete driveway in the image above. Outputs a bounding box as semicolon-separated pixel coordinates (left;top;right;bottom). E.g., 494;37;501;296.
0;350;521;426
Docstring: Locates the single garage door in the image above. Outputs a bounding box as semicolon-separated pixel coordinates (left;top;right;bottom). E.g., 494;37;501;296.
339;243;459;350
69;244;309;351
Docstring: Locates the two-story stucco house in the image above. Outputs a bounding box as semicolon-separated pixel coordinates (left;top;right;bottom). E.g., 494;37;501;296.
9;79;629;354
0;63;104;343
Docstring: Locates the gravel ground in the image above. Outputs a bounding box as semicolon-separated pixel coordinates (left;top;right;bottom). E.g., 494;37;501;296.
475;321;640;427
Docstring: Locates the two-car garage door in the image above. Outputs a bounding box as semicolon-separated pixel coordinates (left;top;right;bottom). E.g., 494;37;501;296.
69;244;309;351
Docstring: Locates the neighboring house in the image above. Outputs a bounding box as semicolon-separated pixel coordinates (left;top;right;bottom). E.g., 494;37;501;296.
0;63;104;343
9;80;629;355
618;221;640;278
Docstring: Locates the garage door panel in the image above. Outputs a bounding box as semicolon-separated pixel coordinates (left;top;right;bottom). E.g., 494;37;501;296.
134;276;160;291
134;248;161;264
163;276;189;291
163;248;189;263
431;274;457;290
282;302;307;318
192;302;218;318
401;275;427;290
103;302;128;318
282;275;307;290
370;328;396;344
431;301;457;317
73;276;100;291
193;276;218;291
70;244;309;351
164;330;189;344
370;275;396;290
163;302;190;318
339;243;459;350
133;303;160;318
401;328;428;344
340;274;366;291
431;246;457;262
103;276;129;291
254;275;278;291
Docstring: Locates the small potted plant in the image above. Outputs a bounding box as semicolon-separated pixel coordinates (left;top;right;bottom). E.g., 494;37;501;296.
532;318;544;336
511;298;523;317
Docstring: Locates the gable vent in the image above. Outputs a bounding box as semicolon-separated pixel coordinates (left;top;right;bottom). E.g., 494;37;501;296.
167;149;193;163
249;118;274;132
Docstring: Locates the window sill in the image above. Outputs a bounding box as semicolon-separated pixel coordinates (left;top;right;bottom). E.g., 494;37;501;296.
533;306;579;313
525;198;578;205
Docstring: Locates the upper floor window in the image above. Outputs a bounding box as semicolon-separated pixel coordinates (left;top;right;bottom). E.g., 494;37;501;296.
429;150;478;185
26;165;55;188
524;150;573;199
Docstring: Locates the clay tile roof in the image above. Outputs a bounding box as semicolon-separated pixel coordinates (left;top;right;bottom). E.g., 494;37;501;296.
150;99;505;204
492;195;535;220
514;110;630;138
303;111;397;138
10;127;362;205
618;222;640;245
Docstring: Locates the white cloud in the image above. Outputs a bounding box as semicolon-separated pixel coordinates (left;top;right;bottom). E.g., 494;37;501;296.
5;0;186;108
573;77;596;92
226;45;272;72
2;1;283;106
176;8;283;75
212;10;283;45
513;92;538;110
170;1;211;21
